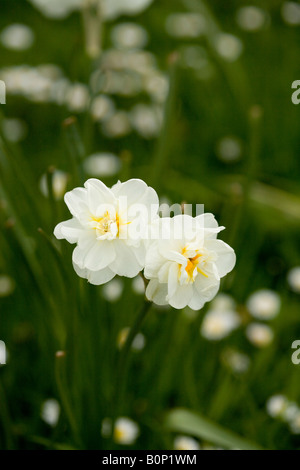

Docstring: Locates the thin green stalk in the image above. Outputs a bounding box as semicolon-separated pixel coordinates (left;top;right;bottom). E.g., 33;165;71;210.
82;0;103;60
150;53;180;189
116;299;152;407
55;353;82;448
111;299;152;444
62;117;86;186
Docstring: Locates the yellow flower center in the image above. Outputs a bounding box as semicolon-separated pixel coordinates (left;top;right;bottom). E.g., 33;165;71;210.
114;427;124;442
180;247;208;284
90;211;119;240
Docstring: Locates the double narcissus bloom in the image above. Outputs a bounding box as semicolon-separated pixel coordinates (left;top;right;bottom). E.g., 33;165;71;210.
144;214;236;310
54;178;236;309
54;178;159;285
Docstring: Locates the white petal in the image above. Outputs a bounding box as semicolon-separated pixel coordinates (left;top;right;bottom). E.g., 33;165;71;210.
144;241;166;279
205;239;236;277
189;280;220;310
146;279;168;305
72;237;95;269
188;293;207;311
167;262;179;298
64;187;88;218
54;217;83;243
157;261;173;283
196;213;225;239
194;275;220;300
83;240;116;271
111;178;149;207
135;186;159;218
88;267;115;285
73;262;115;285
84;178;116;214
133;242;146;266
109;240;143;277
168;283;193;309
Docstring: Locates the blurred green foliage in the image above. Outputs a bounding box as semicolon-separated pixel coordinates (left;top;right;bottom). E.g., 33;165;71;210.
0;0;300;450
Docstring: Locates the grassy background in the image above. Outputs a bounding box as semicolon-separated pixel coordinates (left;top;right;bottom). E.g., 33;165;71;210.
0;0;300;450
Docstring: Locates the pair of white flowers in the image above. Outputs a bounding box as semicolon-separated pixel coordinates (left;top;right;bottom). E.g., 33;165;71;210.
54;178;236;310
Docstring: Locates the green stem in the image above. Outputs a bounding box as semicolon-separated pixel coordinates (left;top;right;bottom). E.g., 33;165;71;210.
111;299;152;442
55;354;82;448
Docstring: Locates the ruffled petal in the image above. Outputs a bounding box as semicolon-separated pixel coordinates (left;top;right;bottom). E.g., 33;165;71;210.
109;240;143;277
54;217;84;243
84;179;116;214
73;262;115;285
83;240;116;271
64;187;88;218
146;279;168;305
168;283;193;309
205;239;236;278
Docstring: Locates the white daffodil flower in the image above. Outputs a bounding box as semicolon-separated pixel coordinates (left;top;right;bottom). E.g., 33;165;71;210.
54;178;159;285
144;214;236;310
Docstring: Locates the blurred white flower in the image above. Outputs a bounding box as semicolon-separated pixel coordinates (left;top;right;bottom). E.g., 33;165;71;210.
216;136;243;163
103;0;154;20
287;267;300;293
282;402;300;423
266;395;288;418
90;95;115;122
28;0;82;19
0;275;15;297
290;412;300;434
113;417;139;445
50;78;71;105
214;33;243;62
132;275;145;295
54;178;159;285
201;309;240;340
117;328;146;351
39;170;68;200
143;72;169;103
102;111;131;138
83;153;121;177
246;289;281;320
0;341;7;366
95;69;142;97
236;6;267;32
132;332;146;351
181;46;209;71
130;104;162;139
165;13;206;38
102;49;156;75
102;278;123;302
2;118;27;143
246;323;274;347
222;348;250;373
174;435;201;450
111;23;148;50
281;2;300;26
211;293;236;311
41;399;60;427
145;214;236;310
66;83;90;112
0;24;34;50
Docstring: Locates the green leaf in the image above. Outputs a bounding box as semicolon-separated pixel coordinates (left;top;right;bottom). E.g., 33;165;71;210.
165;408;263;450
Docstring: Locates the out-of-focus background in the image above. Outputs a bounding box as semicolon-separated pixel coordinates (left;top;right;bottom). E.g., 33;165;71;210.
0;0;300;450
